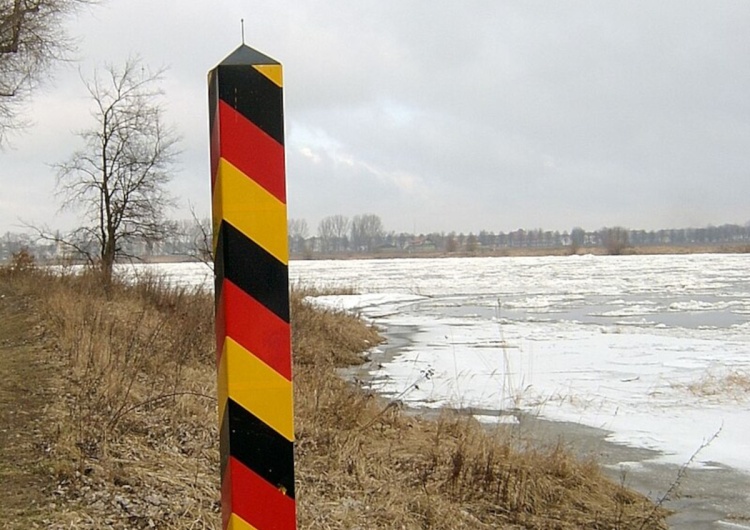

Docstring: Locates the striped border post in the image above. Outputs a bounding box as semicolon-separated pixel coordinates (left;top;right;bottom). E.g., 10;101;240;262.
208;45;296;530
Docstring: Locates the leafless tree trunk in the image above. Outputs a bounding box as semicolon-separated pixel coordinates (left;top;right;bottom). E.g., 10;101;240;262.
55;57;180;283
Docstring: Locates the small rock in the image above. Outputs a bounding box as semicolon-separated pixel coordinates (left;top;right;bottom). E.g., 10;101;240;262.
145;494;164;506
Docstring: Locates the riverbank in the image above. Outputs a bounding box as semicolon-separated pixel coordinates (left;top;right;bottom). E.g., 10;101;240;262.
342;308;750;529
0;262;668;528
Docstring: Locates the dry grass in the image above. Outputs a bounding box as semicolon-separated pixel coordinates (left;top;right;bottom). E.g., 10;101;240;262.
0;260;668;529
680;370;750;400
2;264;219;528
291;288;381;368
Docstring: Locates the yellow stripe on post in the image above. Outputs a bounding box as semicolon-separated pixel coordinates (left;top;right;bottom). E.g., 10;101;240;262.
227;513;259;530
212;158;289;264
253;64;283;87
217;337;295;442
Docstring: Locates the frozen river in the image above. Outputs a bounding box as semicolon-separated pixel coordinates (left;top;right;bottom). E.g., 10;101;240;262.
140;254;750;477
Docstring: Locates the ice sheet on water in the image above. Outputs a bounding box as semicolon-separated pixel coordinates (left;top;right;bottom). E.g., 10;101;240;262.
142;255;750;474
307;293;425;317
117;262;213;289
291;255;750;475
473;414;520;425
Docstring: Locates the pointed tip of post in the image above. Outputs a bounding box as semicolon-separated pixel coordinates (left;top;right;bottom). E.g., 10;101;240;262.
218;44;280;67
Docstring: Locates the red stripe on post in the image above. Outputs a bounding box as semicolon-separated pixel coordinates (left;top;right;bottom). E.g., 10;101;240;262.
219;279;292;381
222;456;296;530
219;100;286;203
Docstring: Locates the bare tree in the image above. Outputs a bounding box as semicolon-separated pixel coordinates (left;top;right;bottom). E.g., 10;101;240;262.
186;203;212;269
317;216;334;253
445;232;458;253
351;213;384;252
318;214;350;253
329;214;350;252
55;57;180;282
601;226;630;255
465;233;478;252
287;218;308;254
0;0;93;143
570;226;585;254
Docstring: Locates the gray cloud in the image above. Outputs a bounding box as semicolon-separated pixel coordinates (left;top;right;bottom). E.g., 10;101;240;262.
3;0;750;235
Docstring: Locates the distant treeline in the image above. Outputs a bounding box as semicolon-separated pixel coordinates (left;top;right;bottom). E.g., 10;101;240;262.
3;217;750;262
287;215;750;256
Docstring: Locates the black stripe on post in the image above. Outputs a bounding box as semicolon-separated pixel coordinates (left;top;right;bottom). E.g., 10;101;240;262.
217;66;284;146
220;399;296;498
214;221;290;323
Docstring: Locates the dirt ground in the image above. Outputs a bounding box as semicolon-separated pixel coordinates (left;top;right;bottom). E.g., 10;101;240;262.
0;287;61;528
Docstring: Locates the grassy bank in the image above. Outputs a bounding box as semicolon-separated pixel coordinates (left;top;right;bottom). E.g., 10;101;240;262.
0;260;668;529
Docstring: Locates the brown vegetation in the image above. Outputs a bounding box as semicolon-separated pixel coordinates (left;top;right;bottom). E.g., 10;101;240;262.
0;257;668;528
679;370;750;400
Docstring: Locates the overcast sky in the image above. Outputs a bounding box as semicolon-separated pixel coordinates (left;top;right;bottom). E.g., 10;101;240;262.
3;0;750;236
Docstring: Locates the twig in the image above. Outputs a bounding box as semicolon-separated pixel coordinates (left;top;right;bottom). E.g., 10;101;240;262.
106;391;216;430
638;423;723;529
357;367;434;432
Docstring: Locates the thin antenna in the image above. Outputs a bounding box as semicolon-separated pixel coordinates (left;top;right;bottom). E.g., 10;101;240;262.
241;18;245;44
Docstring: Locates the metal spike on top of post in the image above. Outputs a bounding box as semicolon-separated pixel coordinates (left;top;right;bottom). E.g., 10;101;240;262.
208;38;296;530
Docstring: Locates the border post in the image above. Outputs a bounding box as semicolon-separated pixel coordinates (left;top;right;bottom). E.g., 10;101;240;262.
208;44;296;530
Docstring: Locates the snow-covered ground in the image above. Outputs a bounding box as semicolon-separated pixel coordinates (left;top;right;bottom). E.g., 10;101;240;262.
138;254;750;475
